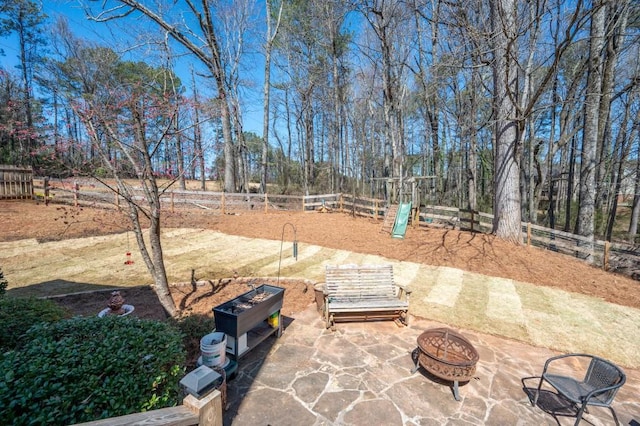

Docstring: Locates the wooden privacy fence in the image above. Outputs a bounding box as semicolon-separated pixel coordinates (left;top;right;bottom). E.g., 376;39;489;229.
31;180;640;277
0;165;33;199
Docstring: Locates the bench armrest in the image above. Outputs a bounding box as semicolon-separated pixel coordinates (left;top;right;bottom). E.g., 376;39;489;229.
395;283;411;300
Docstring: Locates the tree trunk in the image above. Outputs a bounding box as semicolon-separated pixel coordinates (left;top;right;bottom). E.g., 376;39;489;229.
628;143;640;241
467;82;478;211
191;69;206;190
605;112;629;241
126;197;176;317
595;1;630;234
575;2;606;240
175;112;186;190
260;0;282;194
565;133;577;233
491;0;521;243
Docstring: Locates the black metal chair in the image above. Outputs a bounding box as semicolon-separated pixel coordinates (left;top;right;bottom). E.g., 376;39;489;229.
532;353;626;425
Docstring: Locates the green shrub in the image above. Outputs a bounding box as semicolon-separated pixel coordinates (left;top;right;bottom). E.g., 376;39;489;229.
0;297;70;352
168;314;216;368
0;316;186;425
0;268;7;297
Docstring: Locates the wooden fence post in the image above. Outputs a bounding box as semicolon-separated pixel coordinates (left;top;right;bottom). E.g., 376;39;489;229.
221;192;226;215
73;182;79;207
265;193;268;213
603;241;610;271
115;188;120;208
374;200;379;220
170;191;175;213
44;177;50;206
527;223;532;247
183;390;223;426
340;194;344;212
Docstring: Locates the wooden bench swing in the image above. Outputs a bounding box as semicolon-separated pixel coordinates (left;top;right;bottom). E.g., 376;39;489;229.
323;264;411;330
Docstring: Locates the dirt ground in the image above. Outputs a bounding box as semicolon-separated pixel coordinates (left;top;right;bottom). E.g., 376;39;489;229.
1;200;639;316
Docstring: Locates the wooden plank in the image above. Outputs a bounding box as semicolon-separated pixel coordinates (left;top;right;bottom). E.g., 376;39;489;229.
77;406;198;426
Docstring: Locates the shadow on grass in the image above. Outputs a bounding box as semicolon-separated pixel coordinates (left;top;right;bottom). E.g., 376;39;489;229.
8;280;169;320
7;279;135;299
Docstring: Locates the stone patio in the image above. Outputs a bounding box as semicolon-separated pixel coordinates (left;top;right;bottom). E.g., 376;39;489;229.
220;307;640;425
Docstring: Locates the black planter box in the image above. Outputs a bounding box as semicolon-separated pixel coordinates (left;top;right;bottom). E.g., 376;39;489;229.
213;284;285;338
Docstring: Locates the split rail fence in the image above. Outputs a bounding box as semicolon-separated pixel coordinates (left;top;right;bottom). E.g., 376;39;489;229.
30;178;640;278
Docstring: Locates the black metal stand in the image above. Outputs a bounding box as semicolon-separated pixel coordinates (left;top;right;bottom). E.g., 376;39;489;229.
411;347;461;401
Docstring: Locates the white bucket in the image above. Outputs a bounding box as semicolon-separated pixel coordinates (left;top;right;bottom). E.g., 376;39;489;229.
200;331;227;367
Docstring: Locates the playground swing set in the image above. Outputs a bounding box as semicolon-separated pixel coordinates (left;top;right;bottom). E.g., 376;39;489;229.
376;175;437;239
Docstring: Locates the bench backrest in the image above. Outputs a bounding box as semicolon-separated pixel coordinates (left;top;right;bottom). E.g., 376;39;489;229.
325;264;396;300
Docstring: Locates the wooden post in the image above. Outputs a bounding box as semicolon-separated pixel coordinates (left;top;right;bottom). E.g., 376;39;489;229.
470;211;475;232
340;194;344;212
115;188;120;208
527;223;532;246
183;390;223;426
171;191;175;213
603;241;610;271
44;177;50;206
375;200;379;220
264;193;268;213
221;192;226;215
302;196;306;212
73;182;79;207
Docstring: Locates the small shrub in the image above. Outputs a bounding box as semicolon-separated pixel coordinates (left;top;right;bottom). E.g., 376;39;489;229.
0;297;70;352
168;314;216;368
0;268;7;297
0;316;186;425
94;167;108;178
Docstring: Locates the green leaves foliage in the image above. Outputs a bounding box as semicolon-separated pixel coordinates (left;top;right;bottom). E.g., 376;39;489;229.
0;267;7;297
0;297;69;352
0;316;186;425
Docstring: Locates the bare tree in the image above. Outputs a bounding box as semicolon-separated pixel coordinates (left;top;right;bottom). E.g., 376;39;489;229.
46;25;180;314
358;0;412;202
88;0;238;192
0;0;46;165
261;0;283;194
76;101;179;316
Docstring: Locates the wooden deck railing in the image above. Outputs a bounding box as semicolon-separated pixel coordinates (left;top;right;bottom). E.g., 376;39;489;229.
76;390;222;426
31;179;640;277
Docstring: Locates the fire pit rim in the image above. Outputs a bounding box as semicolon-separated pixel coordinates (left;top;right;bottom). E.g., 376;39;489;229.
416;327;479;370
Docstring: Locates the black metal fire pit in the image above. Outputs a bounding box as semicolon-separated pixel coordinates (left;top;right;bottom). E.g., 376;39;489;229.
411;327;479;401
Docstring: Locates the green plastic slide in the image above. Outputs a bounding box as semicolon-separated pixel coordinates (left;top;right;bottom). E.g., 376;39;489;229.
391;202;412;239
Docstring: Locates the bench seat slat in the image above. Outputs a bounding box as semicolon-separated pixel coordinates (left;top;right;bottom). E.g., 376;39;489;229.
328;299;408;311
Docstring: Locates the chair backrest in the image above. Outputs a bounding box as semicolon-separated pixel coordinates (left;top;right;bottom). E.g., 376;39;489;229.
585;356;626;405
